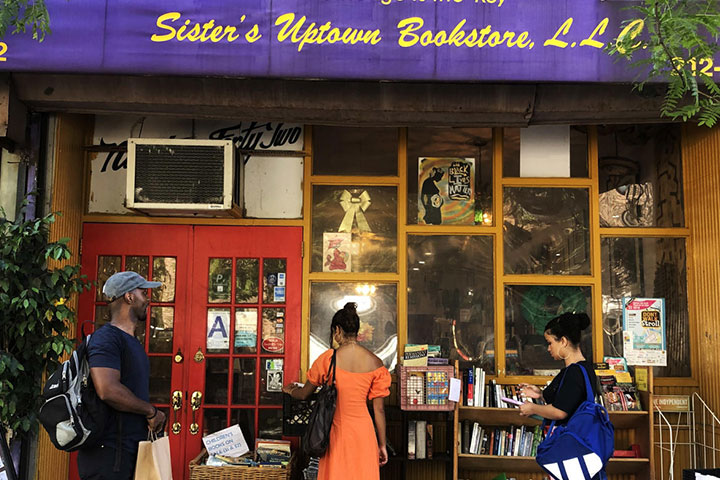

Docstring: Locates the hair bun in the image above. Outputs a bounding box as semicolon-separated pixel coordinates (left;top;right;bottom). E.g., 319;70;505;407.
575;312;591;330
343;302;357;313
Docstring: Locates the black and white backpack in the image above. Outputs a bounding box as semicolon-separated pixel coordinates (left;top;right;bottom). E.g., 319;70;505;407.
38;332;108;451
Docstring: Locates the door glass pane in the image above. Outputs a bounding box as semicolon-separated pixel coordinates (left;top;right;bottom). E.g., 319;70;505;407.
230;409;255;450
126;256;149;279
504;285;593;376
232;358;256;405
234;308;258;354
152;257;177;303
260;358;283;405
149;357;172;404
504;187;590;275
206;358;230;405
136;318;146;346
309;282;397;371
203;408;228;436
96;256;122;301
311;185;398;273
235;259;259;303
601;237;689;377
209;258;232;303
94;305;110;329
258;409;283;439
207;308;231;354
503;127;589;178
313;126;398;176
262;308;285;354
263;259;287;304
408;127;493;226
598;124;684;227
149;306;174;353
407;235;495;373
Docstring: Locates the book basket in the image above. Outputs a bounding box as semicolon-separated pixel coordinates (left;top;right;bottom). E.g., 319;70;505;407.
189;449;291;480
398;365;455;411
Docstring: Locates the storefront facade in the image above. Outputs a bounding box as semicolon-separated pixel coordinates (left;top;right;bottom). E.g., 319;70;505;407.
2;2;720;480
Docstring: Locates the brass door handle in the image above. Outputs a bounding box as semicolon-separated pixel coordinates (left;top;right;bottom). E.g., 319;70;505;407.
189;391;202;435
171;390;183;435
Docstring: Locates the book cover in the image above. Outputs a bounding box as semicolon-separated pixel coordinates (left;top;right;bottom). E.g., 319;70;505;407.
416;420;427;459
462;420;470;454
408;420;416;459
403;344;428;366
467;368;474;406
426;424;433;459
407;372;425;405
469;422;480;455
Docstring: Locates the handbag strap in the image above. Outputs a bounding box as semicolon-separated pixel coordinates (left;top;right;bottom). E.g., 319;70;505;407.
325;349;338;387
544;362;594;432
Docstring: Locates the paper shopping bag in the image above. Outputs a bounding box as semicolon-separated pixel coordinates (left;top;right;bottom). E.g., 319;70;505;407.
134;433;172;480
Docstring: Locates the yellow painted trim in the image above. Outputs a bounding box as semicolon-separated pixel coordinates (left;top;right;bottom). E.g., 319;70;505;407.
404;224;499;234
397;128;408;362
300;125;313;380
82;214;303;226
502;275;595;286
600;227;691;237
588;126;604;363
494;128;505;376
307;175;400;186
307;272;400;282
501;177;593;187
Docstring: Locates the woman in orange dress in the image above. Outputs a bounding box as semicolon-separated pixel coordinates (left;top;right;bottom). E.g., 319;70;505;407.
284;302;391;480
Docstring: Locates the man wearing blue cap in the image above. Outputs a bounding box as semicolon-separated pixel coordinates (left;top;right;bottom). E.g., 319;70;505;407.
77;272;167;480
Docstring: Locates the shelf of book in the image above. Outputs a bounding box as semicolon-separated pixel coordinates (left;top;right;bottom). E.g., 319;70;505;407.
457;407;542;426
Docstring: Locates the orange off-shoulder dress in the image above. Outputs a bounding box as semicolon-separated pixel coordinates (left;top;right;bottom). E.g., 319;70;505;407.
307;348;391;480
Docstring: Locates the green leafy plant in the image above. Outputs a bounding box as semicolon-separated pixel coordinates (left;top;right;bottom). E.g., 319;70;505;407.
0;0;50;42
608;0;720;127
0;204;90;435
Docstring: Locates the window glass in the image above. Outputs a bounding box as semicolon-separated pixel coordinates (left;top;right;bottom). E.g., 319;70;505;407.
407;127;493;225
309;282;397;371
313;126;398;176
504;285;593;376
208;258;232;303
601;237;689;377
263;259;286;304
151;257;176;303
503;127;588;178
96;256;122;301
235;259;259;303
598;124;684;227
504;187;590;275
149;306;174;353
407;235;495;373
312;185;397;273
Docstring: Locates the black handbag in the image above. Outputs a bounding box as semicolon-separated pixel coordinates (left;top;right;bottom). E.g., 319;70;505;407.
302;349;338;457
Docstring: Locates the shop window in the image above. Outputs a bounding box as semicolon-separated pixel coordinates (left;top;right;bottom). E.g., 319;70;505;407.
503;187;590;275
407;235;495;373
151;257;176;303
313;126;398;176
96;255;122;301
601;237;690;377
598;124;684;227
311;185;397;273
149;357;172;404
503;126;589;178
504;285;594;376
407;127;493;225
309;282;397;371
149;306;174;353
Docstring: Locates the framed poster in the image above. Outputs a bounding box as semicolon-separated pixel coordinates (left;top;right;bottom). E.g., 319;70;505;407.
418;157;475;225
622;297;666;366
323;232;352;272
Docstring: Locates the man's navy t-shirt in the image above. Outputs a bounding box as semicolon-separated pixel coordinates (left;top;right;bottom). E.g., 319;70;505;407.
87;324;150;453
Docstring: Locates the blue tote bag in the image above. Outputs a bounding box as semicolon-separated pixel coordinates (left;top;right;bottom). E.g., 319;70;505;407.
536;363;615;480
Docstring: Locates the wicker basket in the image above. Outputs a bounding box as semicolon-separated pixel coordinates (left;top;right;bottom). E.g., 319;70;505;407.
398;365;456;411
189;449;290;480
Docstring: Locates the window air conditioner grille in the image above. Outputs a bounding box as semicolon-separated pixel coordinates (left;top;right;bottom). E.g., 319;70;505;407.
134;144;226;204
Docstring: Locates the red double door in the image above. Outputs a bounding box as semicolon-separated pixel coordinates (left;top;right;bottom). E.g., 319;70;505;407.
74;224;302;480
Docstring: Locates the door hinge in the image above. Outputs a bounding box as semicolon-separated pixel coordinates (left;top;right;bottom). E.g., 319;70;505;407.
301;240;304;258
78;238;82;257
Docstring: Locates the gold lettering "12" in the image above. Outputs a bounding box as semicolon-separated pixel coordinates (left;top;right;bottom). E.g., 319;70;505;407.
0;43;7;62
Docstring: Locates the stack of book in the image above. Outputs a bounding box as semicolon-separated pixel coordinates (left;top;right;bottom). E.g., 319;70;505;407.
595;358;643;411
460;422;545;457
462;367;545;408
407;420;434;459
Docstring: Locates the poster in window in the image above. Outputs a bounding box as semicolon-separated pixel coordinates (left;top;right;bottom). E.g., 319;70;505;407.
323;232;352;272
266;359;284;393
622;297;666;366
418;157;475;225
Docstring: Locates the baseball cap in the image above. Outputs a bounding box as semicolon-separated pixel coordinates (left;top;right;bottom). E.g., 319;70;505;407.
102;271;162;301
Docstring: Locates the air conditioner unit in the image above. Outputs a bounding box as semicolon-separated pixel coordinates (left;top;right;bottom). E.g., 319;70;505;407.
126;138;242;217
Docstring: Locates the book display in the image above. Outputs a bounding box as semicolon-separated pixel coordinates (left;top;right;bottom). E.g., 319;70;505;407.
452;361;654;480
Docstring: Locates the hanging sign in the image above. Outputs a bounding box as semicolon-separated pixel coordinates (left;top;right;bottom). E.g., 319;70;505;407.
207;309;231;350
234;310;258;349
622;297;666;366
262;336;284;353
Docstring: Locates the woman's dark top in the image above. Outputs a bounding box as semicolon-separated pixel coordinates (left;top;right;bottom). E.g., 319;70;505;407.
542;360;598;425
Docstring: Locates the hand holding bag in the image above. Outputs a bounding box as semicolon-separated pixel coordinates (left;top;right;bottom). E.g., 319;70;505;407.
536;363;614;480
302;349;337;458
134;431;173;480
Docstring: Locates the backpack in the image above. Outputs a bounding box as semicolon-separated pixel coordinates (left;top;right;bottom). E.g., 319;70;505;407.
302;349;337;458
535;363;615;480
38;331;109;451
